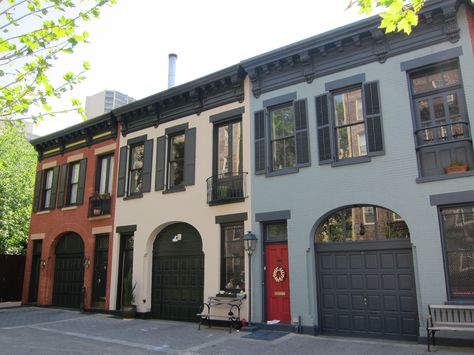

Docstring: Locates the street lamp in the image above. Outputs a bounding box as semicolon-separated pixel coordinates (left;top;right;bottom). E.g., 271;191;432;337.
243;231;257;326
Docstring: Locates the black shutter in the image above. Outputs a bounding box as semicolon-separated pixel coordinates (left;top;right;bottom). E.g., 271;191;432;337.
155;136;166;191
315;93;333;164
56;164;68;208
294;99;310;166
49;166;59;209
142;139;153;192
254;110;266;174
117;146;128;197
183;128;196;186
75;159;87;205
363;81;384;155
32;170;43;212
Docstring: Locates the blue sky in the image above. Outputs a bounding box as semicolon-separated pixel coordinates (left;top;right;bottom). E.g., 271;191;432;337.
33;0;369;136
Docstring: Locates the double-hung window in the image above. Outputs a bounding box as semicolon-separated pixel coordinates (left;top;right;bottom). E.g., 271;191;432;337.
254;95;309;175
117;136;153;198
33;165;59;212
315;78;384;165
333;87;366;160
155;124;196;192
270;104;296;170
408;59;473;178
56;159;87;208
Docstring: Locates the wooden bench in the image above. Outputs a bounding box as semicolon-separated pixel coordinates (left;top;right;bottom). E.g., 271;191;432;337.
197;296;242;333
426;304;474;351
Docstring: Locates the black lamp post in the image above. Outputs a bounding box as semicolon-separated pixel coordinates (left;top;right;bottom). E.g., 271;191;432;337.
243;231;257;326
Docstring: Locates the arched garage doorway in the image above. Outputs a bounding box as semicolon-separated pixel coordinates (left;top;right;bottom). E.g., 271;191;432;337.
152;223;204;321
53;232;84;308
315;205;419;340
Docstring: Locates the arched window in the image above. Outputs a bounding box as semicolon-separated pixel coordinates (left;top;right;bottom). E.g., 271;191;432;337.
316;205;410;243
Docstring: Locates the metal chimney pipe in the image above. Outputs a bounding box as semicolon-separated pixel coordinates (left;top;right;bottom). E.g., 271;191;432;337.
168;53;177;88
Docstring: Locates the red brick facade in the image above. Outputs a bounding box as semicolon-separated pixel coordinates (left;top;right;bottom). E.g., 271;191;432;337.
22;122;119;310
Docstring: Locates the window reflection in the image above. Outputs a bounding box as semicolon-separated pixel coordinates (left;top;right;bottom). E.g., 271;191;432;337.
316;206;410;243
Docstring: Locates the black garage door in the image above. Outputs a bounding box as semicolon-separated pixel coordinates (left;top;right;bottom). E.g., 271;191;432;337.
317;240;419;340
53;233;84;308
152;223;204;322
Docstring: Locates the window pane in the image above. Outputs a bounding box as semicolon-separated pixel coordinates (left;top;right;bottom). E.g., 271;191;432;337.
108;158;114;194
441;206;474;299
337;123;366;159
272;137;295;169
333;88;363;126
433;96;446;119
131;145;144;169
217;125;230;174
99;158;108;194
231;121;242;173
271;106;295;139
266;223;288;242
70;184;78;204
411;65;461;95
222;224;245;292
169;134;185;187
129;170;142;193
45;170;53;189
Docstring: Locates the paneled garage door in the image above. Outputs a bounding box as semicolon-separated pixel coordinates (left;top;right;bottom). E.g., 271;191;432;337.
316;241;419;340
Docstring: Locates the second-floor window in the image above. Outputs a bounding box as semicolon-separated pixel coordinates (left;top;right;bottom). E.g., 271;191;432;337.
117;136;153;198
270;104;296;170
333;87;366;160
254;96;310;175
315;80;384;165
408;59;473;178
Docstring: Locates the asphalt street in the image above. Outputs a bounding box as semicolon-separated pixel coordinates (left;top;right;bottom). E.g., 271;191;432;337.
0;306;472;355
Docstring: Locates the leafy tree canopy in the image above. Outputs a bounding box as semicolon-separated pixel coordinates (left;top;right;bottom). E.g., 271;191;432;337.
0;0;115;124
349;0;474;34
0;123;37;254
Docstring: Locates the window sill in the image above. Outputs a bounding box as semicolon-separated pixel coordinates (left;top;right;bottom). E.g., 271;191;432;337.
163;185;186;194
445;300;474;305
416;170;474;183
61;206;78;211
331;156;371;167
88;214;111;221
266;167;299;177
124;192;143;200
209;198;245;206
36;210;51;215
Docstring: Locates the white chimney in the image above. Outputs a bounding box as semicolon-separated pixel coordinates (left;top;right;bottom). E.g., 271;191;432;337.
168;53;177;88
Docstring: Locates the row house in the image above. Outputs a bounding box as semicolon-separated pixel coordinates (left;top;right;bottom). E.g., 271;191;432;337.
110;65;251;321
243;0;474;340
22;0;474;343
22;114;118;310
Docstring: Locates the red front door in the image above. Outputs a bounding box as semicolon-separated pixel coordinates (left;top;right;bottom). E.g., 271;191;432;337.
265;243;291;323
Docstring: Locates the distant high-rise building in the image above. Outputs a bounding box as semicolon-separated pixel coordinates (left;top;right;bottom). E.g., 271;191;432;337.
85;90;135;119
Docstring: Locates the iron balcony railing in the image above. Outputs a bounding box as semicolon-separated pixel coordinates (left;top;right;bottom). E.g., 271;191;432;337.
88;193;112;217
206;172;247;205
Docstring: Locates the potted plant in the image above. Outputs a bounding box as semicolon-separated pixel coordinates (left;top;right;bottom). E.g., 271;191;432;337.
444;160;469;174
121;272;136;319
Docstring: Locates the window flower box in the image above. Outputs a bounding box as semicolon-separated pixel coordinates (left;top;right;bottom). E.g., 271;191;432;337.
444;160;469;174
